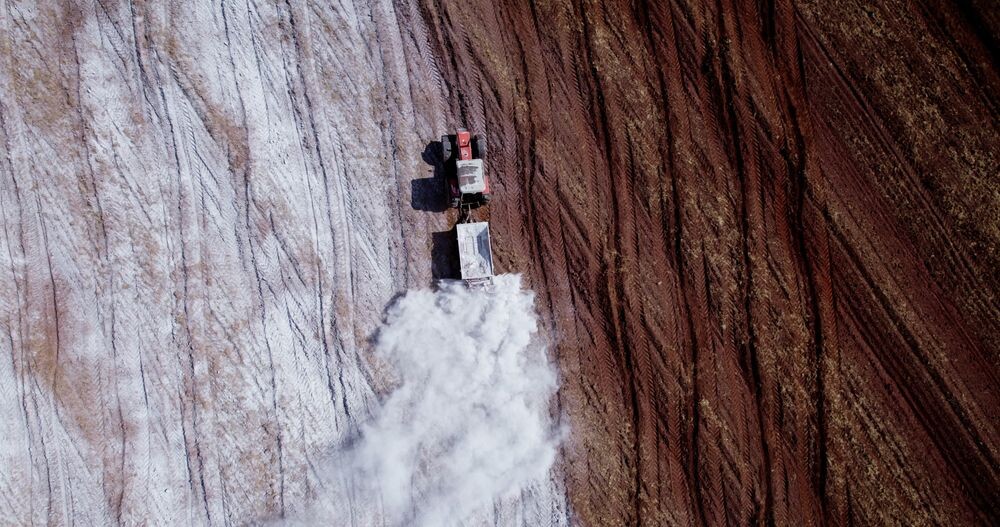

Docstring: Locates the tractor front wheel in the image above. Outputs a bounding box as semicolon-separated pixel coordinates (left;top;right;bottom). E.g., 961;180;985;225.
441;135;452;162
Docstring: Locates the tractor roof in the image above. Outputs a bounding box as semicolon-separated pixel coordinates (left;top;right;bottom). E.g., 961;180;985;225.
456;159;486;194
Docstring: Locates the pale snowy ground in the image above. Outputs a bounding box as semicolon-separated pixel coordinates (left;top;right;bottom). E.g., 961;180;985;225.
0;1;567;524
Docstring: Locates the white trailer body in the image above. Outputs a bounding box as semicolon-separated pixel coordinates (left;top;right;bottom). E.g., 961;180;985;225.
456;221;494;285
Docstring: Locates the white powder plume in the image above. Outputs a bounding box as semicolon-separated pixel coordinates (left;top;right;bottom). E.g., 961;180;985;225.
292;274;563;526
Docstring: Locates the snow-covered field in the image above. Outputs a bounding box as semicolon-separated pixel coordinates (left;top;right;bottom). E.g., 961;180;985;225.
0;1;567;524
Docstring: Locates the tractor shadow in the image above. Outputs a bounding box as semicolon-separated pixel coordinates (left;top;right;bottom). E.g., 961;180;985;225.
411;140;448;213
416;139;458;280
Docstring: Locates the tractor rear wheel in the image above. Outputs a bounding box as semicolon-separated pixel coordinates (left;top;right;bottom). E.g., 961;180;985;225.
474;134;487;160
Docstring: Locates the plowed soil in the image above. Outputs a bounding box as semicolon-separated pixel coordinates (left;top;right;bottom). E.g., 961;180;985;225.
1;0;997;525
419;0;999;524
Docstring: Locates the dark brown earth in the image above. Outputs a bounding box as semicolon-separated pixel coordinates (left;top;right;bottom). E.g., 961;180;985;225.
2;0;997;524
421;0;999;525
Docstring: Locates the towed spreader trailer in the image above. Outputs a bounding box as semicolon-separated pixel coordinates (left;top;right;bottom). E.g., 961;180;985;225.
456;221;494;288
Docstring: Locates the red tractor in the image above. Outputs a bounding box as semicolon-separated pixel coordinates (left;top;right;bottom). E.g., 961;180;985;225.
441;128;491;209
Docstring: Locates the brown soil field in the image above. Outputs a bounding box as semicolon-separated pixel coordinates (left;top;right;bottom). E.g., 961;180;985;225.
422;0;999;524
